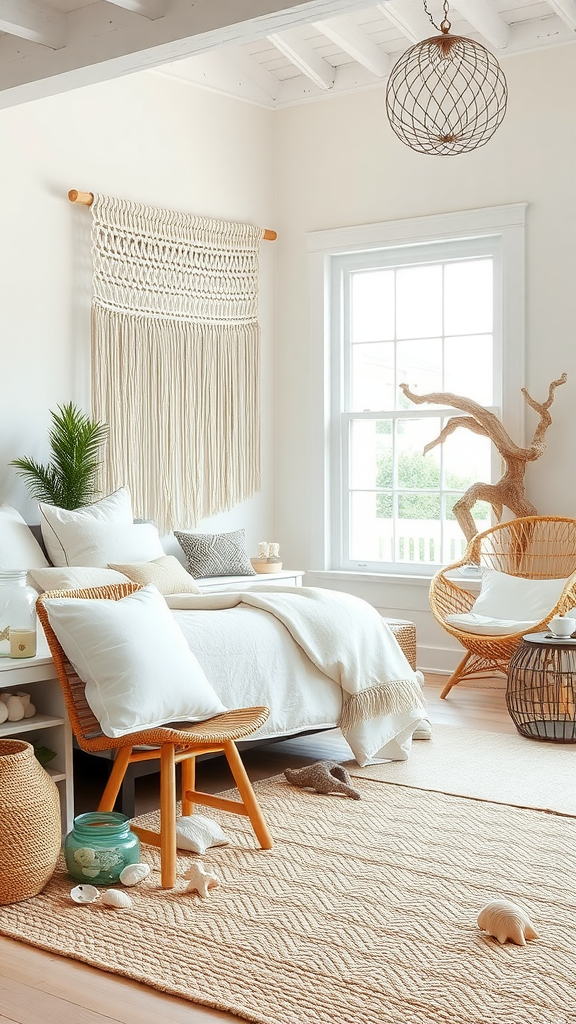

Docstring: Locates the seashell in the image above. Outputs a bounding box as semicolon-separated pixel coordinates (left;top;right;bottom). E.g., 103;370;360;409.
101;889;132;909
0;692;13;704
183;860;221;898
70;883;100;904
119;862;151;886
0;701;8;725
477;900;539;946
82;867;101;878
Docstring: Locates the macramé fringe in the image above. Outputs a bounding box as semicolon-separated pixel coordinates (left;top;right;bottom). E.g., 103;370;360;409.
339;679;420;734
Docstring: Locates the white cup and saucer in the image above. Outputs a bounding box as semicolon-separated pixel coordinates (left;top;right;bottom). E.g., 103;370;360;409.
547;614;576;639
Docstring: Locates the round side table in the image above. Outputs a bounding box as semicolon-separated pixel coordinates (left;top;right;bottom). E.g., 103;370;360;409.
506;633;576;743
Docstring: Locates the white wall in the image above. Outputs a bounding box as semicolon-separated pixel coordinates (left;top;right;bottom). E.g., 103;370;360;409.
0;71;276;556
273;44;576;670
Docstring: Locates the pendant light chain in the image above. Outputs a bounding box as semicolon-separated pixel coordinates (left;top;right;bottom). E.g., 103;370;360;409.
422;0;451;34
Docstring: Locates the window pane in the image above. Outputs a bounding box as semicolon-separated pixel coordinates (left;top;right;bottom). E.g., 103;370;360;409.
396;339;442;405
350;419;392;489
351;270;394;342
444;260;492;336
396;265;442;340
442;425;492;490
397;418;441;490
351;342;394;410
444;336;493;405
349;492;393;561
396;499;441;563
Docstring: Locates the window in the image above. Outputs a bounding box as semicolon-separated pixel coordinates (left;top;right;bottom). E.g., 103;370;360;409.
309;206;525;576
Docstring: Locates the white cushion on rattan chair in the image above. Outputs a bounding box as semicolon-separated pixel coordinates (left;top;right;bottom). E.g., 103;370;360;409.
42;584;227;738
29;565;130;592
445;612;540;636
471;569;568;622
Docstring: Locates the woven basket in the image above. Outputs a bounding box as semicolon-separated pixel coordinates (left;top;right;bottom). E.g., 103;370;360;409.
0;739;61;904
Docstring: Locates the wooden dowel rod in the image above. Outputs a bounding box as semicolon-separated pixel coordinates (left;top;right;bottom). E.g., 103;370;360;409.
68;189;277;239
68;189;93;206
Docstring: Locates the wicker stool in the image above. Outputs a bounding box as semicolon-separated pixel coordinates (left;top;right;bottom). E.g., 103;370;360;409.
506;633;576;743
383;617;417;671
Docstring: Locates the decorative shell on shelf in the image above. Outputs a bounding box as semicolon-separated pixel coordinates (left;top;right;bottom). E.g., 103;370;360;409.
101;888;133;909
119;862;151;886
477;900;539;946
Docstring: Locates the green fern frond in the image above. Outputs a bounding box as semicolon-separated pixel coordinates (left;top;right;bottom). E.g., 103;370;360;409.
10;403;108;510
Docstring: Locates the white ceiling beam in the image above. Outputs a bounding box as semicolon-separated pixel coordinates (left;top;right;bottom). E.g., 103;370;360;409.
0;0;375;108
378;1;432;43
312;15;391;76
267;27;335;89
450;0;510;48
545;0;576;29
104;0;164;19
0;0;65;49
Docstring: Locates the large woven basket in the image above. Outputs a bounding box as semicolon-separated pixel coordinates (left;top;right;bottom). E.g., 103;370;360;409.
0;739;62;904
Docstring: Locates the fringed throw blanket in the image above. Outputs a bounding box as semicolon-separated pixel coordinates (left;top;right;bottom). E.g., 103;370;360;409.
90;194;263;533
166;586;426;758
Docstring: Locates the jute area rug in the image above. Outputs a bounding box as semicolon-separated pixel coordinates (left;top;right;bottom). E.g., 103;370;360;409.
348;723;576;816
1;775;575;1024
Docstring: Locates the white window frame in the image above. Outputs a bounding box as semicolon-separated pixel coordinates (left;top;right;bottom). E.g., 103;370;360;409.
308;204;526;578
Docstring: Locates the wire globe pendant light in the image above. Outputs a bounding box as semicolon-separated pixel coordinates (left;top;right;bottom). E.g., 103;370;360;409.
385;0;508;156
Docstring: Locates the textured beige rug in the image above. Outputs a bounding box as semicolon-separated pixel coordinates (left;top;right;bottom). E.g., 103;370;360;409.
1;777;575;1024
348;724;576;816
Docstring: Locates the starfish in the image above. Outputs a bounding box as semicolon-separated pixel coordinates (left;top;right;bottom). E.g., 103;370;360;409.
284;761;361;799
183;860;221;897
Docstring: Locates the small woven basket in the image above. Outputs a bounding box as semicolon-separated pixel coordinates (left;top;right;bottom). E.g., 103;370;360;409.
0;739;62;904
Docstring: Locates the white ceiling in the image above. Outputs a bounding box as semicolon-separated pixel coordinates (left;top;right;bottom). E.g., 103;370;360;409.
0;0;574;109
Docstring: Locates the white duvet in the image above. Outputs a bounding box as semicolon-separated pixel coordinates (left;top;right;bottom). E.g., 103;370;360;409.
168;586;426;766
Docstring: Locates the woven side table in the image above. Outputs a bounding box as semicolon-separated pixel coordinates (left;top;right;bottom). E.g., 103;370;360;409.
383;617;417;671
506;633;576;743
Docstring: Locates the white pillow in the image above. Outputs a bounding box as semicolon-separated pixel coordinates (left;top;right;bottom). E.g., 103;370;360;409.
0;505;49;570
472;569;568;622
29;565;130;593
175;814;230;853
108;555;201;595
40;487;133;566
42;585;228;738
41;521;165;568
445;612;540;636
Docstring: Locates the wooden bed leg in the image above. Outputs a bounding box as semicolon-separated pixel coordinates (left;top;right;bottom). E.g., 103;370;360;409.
181;754;195;816
98;746;133;812
224;741;273;850
440;652;473;699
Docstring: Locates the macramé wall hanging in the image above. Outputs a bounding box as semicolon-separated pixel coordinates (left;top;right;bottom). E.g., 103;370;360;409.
69;190;275;533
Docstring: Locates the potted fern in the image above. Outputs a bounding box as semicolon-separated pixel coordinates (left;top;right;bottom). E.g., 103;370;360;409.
10;403;108;510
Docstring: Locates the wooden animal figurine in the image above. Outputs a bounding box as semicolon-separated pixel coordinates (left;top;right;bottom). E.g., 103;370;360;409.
477;900;539;945
183;860;221;898
284;761;361;799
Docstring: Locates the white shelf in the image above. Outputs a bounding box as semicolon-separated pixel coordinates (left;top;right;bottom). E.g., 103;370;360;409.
0;712;65;737
0;642;73;833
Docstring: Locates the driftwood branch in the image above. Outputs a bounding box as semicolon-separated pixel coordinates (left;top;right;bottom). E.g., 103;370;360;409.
399;376;567;542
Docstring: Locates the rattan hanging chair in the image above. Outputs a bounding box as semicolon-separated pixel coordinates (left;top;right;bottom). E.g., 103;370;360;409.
430;516;576;698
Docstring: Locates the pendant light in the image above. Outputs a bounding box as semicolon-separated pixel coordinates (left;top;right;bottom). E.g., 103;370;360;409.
385;0;508;156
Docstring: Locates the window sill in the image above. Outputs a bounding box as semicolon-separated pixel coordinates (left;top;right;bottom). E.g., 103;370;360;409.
308;570;435;587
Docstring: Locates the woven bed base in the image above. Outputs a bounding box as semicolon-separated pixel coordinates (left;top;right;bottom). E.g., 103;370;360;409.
383;617;417;671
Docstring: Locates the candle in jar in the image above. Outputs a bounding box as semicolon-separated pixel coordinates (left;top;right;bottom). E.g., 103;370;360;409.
9;629;37;659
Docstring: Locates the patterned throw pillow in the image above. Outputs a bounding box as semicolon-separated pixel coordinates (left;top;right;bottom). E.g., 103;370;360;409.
174;528;256;578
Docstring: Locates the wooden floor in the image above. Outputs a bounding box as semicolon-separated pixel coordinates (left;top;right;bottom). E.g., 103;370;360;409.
0;673;516;1024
